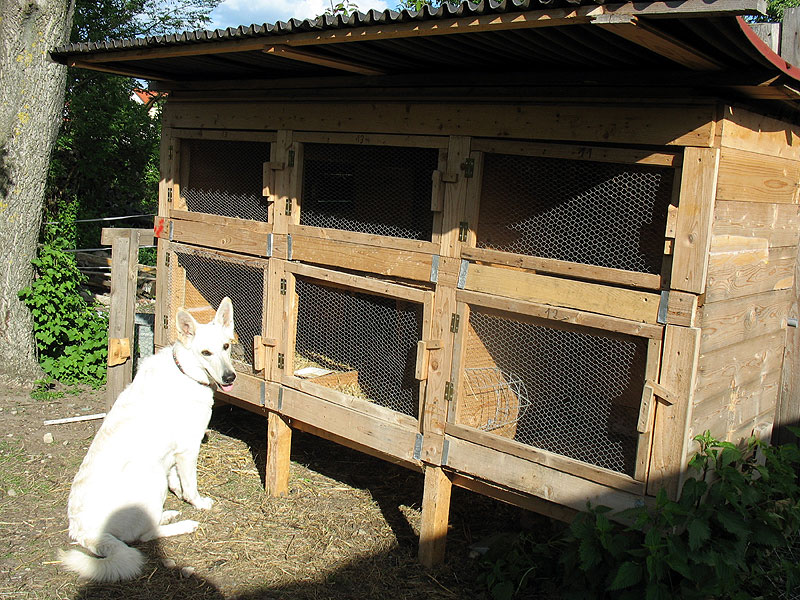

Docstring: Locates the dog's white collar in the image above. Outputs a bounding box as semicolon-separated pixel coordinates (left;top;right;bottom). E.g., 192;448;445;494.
172;346;213;388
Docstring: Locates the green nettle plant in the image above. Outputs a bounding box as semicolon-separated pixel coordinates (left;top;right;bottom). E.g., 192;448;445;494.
482;431;800;600
18;240;108;389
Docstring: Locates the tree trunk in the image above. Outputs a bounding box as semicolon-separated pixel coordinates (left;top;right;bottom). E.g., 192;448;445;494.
0;0;74;384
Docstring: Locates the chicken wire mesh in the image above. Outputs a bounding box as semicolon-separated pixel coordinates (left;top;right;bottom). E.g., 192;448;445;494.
300;143;438;240
182;139;271;221
292;277;423;418
168;246;265;367
458;308;647;476
477;153;674;275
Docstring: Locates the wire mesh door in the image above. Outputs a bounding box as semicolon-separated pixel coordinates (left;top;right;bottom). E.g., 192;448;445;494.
454;305;649;477
289;275;424;419
476;152;675;276
179;138;271;222
166;243;267;371
300;142;439;240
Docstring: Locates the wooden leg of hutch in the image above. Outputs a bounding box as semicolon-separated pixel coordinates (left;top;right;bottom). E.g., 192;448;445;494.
418;465;453;567
266;411;292;497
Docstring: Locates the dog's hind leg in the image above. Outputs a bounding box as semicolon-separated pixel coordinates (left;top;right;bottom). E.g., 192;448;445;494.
167;465;184;500
140;519;199;542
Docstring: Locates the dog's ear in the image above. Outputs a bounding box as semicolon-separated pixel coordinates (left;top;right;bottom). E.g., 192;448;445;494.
176;309;197;344
215;297;234;336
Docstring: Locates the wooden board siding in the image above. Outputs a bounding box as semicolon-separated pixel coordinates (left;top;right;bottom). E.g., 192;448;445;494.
689;105;800;450
163;101;717;148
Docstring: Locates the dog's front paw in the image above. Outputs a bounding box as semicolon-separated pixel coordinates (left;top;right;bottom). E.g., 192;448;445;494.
191;496;214;510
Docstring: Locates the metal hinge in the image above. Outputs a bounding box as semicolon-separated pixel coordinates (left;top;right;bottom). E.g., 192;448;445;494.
168;145;173;161
461;157;475;178
167;187;173;203
285;198;293;216
450;313;460;333
413;433;423;460
163;315;169;329
444;381;454;403
277;353;285;370
287;149;295;168
458;221;469;243
164;252;170;267
280;278;287;295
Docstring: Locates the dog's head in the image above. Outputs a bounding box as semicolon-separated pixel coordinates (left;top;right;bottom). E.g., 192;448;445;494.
175;297;237;392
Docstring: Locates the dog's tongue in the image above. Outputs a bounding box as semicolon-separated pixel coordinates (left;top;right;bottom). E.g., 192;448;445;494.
221;383;234;393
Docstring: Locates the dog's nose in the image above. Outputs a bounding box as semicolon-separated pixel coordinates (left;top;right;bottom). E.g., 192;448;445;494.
222;372;236;384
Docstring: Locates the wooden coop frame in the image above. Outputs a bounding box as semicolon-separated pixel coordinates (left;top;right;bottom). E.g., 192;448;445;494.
60;0;800;566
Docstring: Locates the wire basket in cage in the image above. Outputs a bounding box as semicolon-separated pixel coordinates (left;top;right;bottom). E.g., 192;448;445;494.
461;367;530;439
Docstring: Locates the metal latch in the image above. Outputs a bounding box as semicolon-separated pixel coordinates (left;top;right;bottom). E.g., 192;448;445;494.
277;353;285;370
461;157;475;178
444;381;454;403
458;221;469;243
280;278;287;295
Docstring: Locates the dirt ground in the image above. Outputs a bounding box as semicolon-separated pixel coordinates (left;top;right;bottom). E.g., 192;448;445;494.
0;381;547;600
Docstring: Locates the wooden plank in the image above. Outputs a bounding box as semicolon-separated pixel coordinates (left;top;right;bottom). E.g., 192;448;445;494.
283;375;419;429
781;8;800;74
456;288;664;339
671;147;720;294
634;338;663;482
171;208;274;234
438;136;472;258
154;237;170;348
716;147;800;204
694;329;786;402
711;200;800;250
284;260;429;303
700;288;792;355
594;15;723;71
265;44;386;76
450;473;578;523
291;419;422;471
266;412;292;497
471;138;680;166
280;385;420;464
168;218;271;257
289;224;438;254
289;234;435;282
106;232;140;410
461;246;662;290
167;241;271;270
445;422;644;494
775;243;800;445
706;245;796;303
720;105;800;161
647;325;701;499
418;466;452;567
164;101;717;148
271;130;294;236
294;131;447;148
691;368;781;443
463;262;663;324
172;128;277;143
444;436;645;513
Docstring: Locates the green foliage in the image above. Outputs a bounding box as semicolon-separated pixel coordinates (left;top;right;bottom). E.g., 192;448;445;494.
480;432;800;599
18;239;108;388
397;0;460;10
325;0;359;17
765;0;800;21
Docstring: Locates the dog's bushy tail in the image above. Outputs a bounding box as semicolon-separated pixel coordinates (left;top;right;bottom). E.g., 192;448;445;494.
59;533;145;582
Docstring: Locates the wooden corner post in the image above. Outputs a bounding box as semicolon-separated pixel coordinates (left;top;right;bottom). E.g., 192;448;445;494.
419;465;453;568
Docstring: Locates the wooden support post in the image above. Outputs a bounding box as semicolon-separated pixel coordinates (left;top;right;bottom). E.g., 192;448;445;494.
419;465;453;567
104;229;140;410
266;411;292;497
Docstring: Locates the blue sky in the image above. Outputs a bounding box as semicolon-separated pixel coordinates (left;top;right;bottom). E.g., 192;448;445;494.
209;0;394;30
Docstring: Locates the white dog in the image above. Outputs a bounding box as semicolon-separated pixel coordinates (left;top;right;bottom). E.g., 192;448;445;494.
59;298;236;582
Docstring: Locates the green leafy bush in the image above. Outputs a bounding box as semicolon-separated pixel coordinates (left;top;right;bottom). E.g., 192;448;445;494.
18;242;107;388
481;431;800;600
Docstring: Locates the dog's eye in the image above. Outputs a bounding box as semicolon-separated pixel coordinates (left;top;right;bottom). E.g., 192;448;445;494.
201;350;212;357
223;343;230;351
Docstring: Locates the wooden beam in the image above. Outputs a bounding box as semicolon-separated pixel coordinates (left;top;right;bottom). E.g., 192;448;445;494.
265;44;385;76
266;411;292;497
593;15;724;71
418;466;452;567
